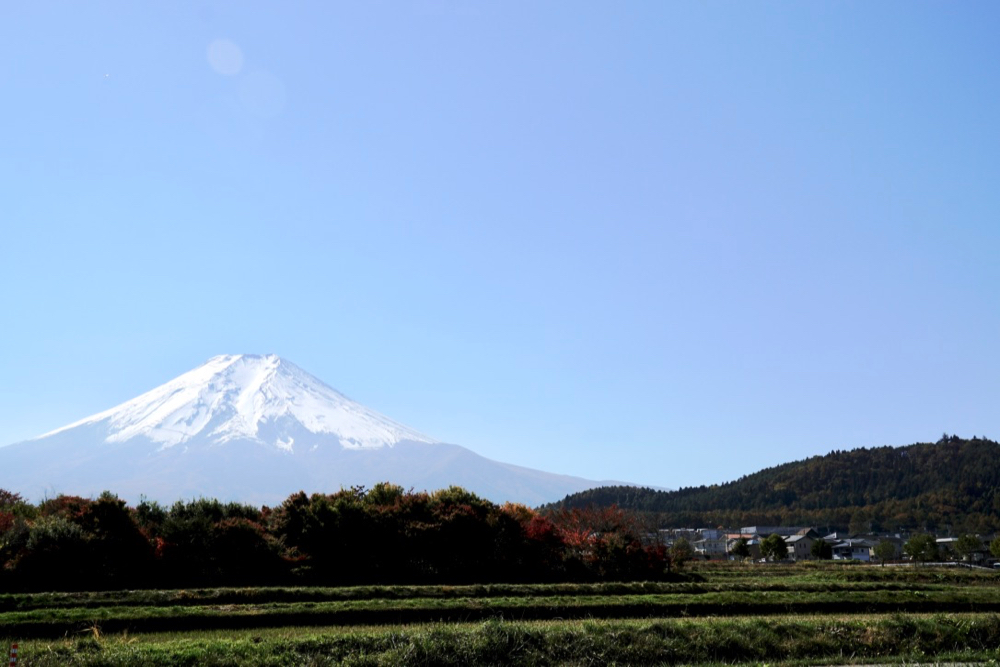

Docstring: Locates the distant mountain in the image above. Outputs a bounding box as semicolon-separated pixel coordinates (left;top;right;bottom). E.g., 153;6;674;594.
546;436;1000;533
0;354;613;506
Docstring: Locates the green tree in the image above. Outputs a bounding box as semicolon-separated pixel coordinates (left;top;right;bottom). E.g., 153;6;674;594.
904;533;939;564
12;516;89;589
78;492;154;587
670;537;694;568
990;536;1000;561
873;540;897;566
760;534;788;561
810;539;833;560
134;497;167;539
955;534;983;563
159;498;265;585
730;537;751;561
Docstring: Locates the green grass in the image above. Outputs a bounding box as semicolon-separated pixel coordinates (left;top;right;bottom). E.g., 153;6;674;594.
8;586;1000;640
8;614;1000;665
5;563;1000;664
0;572;990;613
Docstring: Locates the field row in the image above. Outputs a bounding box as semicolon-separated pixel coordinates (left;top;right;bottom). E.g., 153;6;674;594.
6;587;1000;638
7;613;1000;666
0;580;968;613
2;563;995;612
5;564;1000;664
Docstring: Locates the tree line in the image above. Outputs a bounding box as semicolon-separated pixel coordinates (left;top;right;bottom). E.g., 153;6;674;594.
547;436;1000;533
0;485;677;592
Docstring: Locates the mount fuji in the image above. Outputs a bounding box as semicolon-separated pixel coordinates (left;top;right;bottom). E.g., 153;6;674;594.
0;355;614;506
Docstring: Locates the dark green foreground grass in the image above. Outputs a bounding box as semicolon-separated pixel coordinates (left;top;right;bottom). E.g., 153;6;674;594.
5;563;1000;665
8;614;1000;666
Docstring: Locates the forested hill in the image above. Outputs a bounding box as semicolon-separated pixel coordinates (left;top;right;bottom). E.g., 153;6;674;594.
546;436;1000;533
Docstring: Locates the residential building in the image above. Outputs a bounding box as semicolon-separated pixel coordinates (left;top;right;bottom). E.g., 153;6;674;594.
785;531;817;561
831;538;876;561
693;536;728;559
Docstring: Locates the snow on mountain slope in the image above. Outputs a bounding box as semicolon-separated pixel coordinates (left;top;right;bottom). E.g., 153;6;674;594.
0;355;615;505
40;354;435;451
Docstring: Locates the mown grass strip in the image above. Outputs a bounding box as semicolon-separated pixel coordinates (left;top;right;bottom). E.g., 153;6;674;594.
0;576;976;613
0;581;706;612
6;587;1000;639
8;614;1000;665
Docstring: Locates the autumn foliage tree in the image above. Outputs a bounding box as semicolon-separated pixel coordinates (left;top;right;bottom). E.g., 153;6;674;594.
0;487;682;591
546;504;667;580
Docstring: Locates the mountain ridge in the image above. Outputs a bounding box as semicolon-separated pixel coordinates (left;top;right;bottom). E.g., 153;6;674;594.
545;436;1000;533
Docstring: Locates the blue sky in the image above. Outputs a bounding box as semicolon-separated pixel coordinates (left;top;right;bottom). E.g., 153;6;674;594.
2;2;999;491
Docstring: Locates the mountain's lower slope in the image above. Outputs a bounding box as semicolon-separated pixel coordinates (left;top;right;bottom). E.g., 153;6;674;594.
0;355;611;506
547;436;1000;533
0;432;600;506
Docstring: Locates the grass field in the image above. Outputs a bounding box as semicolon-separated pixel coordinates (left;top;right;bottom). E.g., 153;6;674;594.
4;562;1000;665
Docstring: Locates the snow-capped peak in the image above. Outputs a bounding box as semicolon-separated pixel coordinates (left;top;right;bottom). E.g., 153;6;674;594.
39;354;436;451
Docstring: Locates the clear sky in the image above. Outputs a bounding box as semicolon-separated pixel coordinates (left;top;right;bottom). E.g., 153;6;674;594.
2;2;999;491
